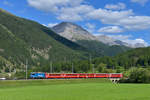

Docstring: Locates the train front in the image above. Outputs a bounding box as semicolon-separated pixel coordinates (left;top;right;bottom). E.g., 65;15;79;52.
30;72;46;79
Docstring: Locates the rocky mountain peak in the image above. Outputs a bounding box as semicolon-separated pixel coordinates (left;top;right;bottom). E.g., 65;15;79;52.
52;22;97;41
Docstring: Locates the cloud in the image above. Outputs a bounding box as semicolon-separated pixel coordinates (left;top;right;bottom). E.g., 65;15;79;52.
85;23;96;33
86;9;133;24
131;0;149;5
57;5;94;21
86;23;95;29
124;38;148;47
47;23;58;27
27;0;93;22
3;1;13;7
27;0;84;12
42;23;58;27
105;3;126;10
27;0;150;31
108;35;132;40
98;26;124;33
108;35;148;47
119;16;150;30
87;9;150;31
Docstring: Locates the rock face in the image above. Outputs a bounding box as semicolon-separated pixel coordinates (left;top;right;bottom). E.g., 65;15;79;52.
52;22;97;41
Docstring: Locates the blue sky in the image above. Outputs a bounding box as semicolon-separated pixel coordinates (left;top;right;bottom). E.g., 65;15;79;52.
0;0;150;46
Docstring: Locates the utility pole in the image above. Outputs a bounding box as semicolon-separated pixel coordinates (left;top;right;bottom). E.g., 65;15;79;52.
26;59;28;80
93;65;95;73
50;61;53;73
89;54;91;66
49;63;51;73
72;63;74;73
89;54;94;73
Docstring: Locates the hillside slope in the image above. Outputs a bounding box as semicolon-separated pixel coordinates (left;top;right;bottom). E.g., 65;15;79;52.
76;40;130;57
0;9;89;72
92;47;150;70
116;47;150;68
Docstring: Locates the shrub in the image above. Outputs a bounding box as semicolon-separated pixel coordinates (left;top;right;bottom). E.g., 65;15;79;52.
120;68;150;83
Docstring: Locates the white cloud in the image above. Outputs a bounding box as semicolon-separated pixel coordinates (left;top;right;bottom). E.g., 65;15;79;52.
3;1;13;7
119;16;150;30
85;23;96;33
129;39;147;45
42;23;58;27
86;9;133;24
57;5;94;21
108;35;132;40
131;0;149;5
124;38;148;47
86;23;95;29
27;0;93;22
27;0;150;31
27;0;84;12
98;26;124;33
42;24;47;26
105;3;126;10
87;9;150;31
47;23;58;27
108;35;148;47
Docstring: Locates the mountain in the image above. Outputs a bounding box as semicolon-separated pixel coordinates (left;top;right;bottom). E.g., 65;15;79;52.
52;22;130;57
76;40;130;56
96;35;146;48
52;22;97;41
96;35;124;46
52;22;145;48
0;8;91;72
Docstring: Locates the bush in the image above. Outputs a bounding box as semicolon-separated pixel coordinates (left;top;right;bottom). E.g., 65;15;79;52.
120;68;150;83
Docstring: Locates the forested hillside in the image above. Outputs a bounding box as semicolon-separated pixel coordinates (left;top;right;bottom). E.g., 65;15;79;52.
0;8;89;73
76;40;130;57
38;47;150;74
91;47;150;72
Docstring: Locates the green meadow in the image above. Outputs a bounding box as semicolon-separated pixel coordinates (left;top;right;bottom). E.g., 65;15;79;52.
0;79;150;100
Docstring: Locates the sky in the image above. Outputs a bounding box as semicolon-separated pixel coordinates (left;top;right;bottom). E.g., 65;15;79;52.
0;0;150;46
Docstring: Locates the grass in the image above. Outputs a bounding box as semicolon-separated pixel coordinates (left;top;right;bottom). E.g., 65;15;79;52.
0;79;150;100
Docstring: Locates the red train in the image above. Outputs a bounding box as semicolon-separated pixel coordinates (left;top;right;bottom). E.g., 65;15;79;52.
45;73;123;79
30;73;123;79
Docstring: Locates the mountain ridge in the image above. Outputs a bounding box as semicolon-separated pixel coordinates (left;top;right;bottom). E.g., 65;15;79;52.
52;22;146;48
52;22;131;57
52;22;97;41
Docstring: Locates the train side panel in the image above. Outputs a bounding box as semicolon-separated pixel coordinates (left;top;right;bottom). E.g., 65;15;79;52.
30;72;46;79
35;73;123;79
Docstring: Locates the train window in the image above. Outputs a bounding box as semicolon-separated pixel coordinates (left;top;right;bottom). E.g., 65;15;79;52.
51;74;61;76
96;74;105;76
66;74;78;76
80;74;85;76
66;74;75;76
